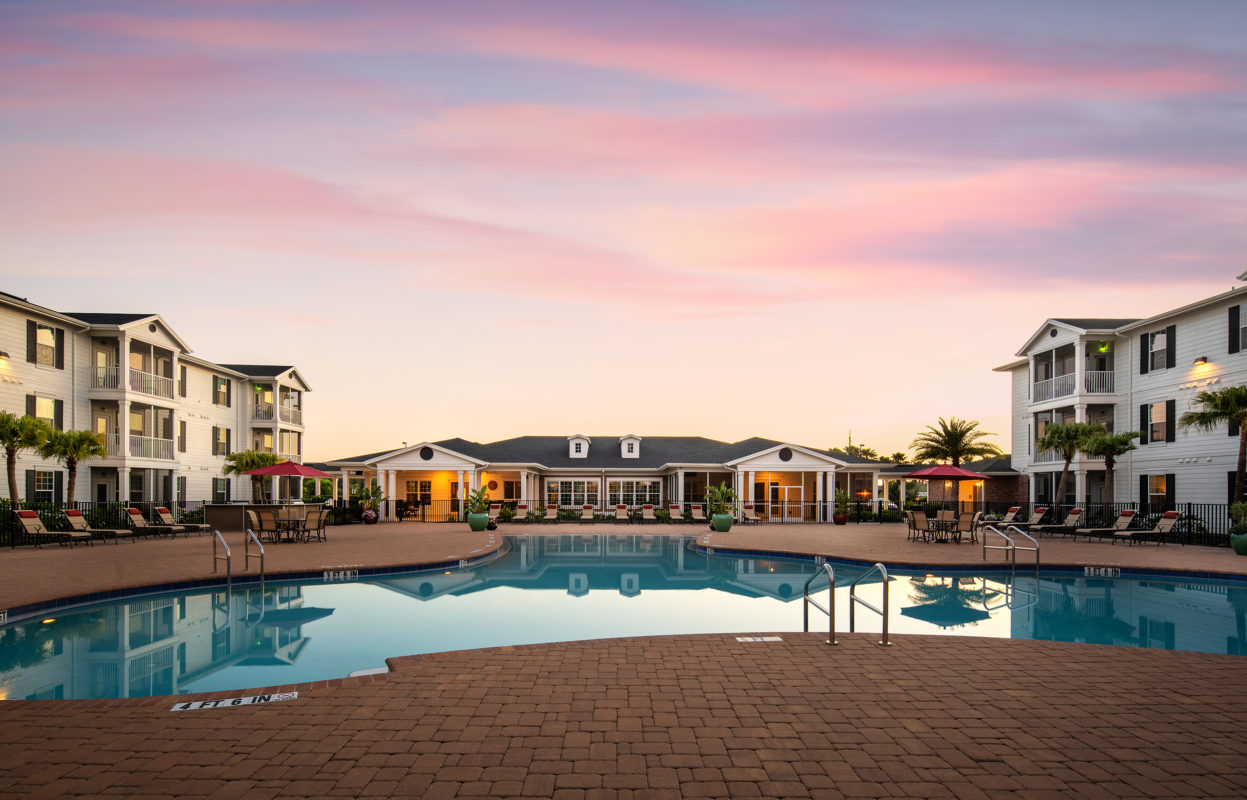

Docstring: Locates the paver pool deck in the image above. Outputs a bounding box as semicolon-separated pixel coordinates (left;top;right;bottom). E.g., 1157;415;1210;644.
2;522;1246;799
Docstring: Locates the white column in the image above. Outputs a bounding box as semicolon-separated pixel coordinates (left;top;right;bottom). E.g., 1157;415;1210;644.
457;470;465;520
1074;470;1084;506
271;476;279;503
872;472;881;506
1075;404;1087;424
815;472;824;523
520;470;528;505
747;471;755;513
387;470;397;521
119;400;130;457
1074;337;1085;396
119;467;130;503
900;478;907;510
676;471;685;511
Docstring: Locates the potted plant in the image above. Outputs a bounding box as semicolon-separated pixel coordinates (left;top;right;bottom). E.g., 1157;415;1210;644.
355;484;386;525
832;489;849;525
465;485;491;532
705;481;738;532
1230;503;1247;555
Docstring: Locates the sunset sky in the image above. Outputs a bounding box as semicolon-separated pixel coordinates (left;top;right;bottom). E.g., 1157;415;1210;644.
2;1;1245;461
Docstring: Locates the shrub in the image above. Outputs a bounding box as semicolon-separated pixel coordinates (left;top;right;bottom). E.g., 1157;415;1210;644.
498;506;515;523
655;509;670;523
880;509;903;523
558;509;579;521
526;508;546;523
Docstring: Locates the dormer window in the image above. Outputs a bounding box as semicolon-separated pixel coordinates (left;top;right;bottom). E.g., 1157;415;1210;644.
575;442;582;454
626;442;634;454
568;435;590;458
619;435;642;459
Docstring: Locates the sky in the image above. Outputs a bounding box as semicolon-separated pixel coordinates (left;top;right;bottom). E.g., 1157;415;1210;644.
2;0;1245;461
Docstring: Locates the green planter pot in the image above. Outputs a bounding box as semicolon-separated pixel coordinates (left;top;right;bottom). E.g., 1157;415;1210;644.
467;513;489;532
1231;533;1247;556
711;513;734;533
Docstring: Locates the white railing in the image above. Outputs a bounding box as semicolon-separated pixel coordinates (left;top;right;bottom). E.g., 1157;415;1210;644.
277;452;301;463
1084;371;1115;393
92;366;121;389
279;406;302;425
129;369;174;399
129;434;174;460
100;433;120;456
253;403;276;421
1033;448;1061;463
1032;373;1075;402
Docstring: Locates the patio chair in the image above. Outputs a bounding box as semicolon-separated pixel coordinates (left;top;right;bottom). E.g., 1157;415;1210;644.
741;505;761;524
1030;508;1083;537
155;507;207;536
15;509;91;547
690;504;707;523
615;504;629;523
910;510;934;542
1007;507;1048;532
62;508;133;544
667;504;684;523
999;507;1021;524
641;504;656;523
580;504;595;524
1129;510;1182;546
1075;509;1136;543
302;506;327;542
124;507;180;538
488;503;502;521
256;508;281;542
544;504;558;523
954;512;980;544
516;503;529;522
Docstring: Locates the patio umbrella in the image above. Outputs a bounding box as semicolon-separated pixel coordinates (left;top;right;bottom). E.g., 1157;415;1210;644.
903;465;989;507
244;462;334;503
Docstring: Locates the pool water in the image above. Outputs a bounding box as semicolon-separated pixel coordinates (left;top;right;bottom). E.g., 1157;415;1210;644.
2;535;1244;700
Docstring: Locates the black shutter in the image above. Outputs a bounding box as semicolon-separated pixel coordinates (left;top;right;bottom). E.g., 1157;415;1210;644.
25;470;34;503
1165;473;1175;509
1140;333;1149;374
1230;419;1239;437
1165;324;1176;369
25;394;35;417
1139;474;1148;511
178;366;187;397
211;426;219;455
225;380;232;408
178;421;186;453
26;321;37;363
177;476;186;501
53;399;63;431
225;429;231;455
1165;399;1176;442
1232;306;1241;354
1139;405;1149;444
54;471;63;503
53;328;64;369
226;478;231;500
1230;471;1239;505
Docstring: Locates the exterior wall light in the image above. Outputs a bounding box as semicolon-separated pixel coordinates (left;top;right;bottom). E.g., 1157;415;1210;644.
1194;356;1208;365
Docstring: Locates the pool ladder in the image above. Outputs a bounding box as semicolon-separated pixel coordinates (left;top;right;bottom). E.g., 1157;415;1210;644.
211;529;267;592
981;525;1040;581
802;562;892;646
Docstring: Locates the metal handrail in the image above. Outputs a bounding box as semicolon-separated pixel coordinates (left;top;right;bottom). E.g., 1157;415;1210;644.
244;529;265;591
849;563;892;646
981;525;1040;581
212;529;231;588
802;563;837;645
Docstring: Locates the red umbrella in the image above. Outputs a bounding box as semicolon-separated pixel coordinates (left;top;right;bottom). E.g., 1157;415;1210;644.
244;461;333;478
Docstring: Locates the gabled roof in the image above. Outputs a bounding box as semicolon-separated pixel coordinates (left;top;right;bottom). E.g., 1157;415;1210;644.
1050;318;1141;330
0;291;90;329
218;364;295;377
1117;285;1246;333
178;354;247;378
64;312;157;325
825;448;886;466
960;456;1017;475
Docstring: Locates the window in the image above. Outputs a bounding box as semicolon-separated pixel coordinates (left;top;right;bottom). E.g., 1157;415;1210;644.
26;321;63;368
627;442;634;454
405;480;432;505
503;480;521;500
1149;330;1167;370
607;480;660;507
1149;402;1166;444
34;471;55;503
546;479;600;507
213;478;230;504
1140;325;1175;374
212;426;230;456
1148;475;1167;506
212;376;231;406
34;396;56;428
574;442;582;454
1140;400;1175;444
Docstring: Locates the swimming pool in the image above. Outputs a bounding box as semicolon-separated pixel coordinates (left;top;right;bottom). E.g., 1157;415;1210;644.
2;534;1244;700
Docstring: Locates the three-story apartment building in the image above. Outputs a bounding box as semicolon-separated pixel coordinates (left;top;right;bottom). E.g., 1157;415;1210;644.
995;281;1247;507
0;291;309;504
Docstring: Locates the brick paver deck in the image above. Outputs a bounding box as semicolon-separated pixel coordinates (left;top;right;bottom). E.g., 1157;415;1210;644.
2;522;1246;798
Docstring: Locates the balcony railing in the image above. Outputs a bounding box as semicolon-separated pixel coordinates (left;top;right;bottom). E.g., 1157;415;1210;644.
129;369;174;400
99;433;121;456
1033;373;1075;402
1033;448;1104;465
129;434;174;460
277;452;301;463
1084;371;1115;393
91;366;121;390
279;405;302;425
253;403;276;421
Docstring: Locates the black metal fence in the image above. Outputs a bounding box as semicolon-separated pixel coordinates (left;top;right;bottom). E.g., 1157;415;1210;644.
0;499;206;547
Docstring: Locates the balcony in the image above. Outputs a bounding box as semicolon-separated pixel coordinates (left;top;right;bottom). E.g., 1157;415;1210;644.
1034;370;1117;402
129;435;174;460
92;366;121;390
253;403;276;421
279;405;302;425
277;451;301;463
129;369;174;400
99;433;121;457
1084;371;1114;393
1032;449;1104;465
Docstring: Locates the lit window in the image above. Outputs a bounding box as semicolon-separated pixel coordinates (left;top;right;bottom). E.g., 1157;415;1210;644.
34;396;56;428
34;471;55;502
1149;330;1168;370
1149;403;1166;444
1148;475;1167;506
35;324;56;366
213;377;230;406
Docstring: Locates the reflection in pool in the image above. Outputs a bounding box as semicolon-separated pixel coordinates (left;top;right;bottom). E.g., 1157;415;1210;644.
1;534;1244;700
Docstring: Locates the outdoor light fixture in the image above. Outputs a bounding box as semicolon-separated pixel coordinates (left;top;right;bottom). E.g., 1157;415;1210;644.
877;478;883;486
1194;356;1208;365
0;351;8;360
944;481;952;488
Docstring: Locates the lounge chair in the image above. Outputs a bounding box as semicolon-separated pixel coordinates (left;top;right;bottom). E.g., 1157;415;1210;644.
1007;507;1048;532
15;509;92;547
1075;509;1137;543
488;503;502;521
579;504;595;523
741;505;761;524
689;504;707;523
641;504;656;523
516;503;529;522
1030;508;1083;537
544;504;558;523
999;507;1021;524
615;504;629;523
155;507;207;536
667;504;683;523
1128;510;1182;546
62;508;133;544
124;507;181;538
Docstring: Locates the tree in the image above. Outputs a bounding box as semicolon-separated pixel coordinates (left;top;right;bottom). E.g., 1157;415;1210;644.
38;429;108;506
909;417;1003;468
0;412;50;506
1035;422;1100;506
881;452;909;464
222;450;283;502
1079;430;1141;504
1179;386;1247;503
842;443;878;460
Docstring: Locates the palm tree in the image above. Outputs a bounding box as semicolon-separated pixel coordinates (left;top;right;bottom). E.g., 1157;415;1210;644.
0;412;50;506
222;450;283;502
909;417;1002;468
1179;386;1247;503
1035;422;1100;506
881;452;909;464
1079;430;1141;504
38;429;109;507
